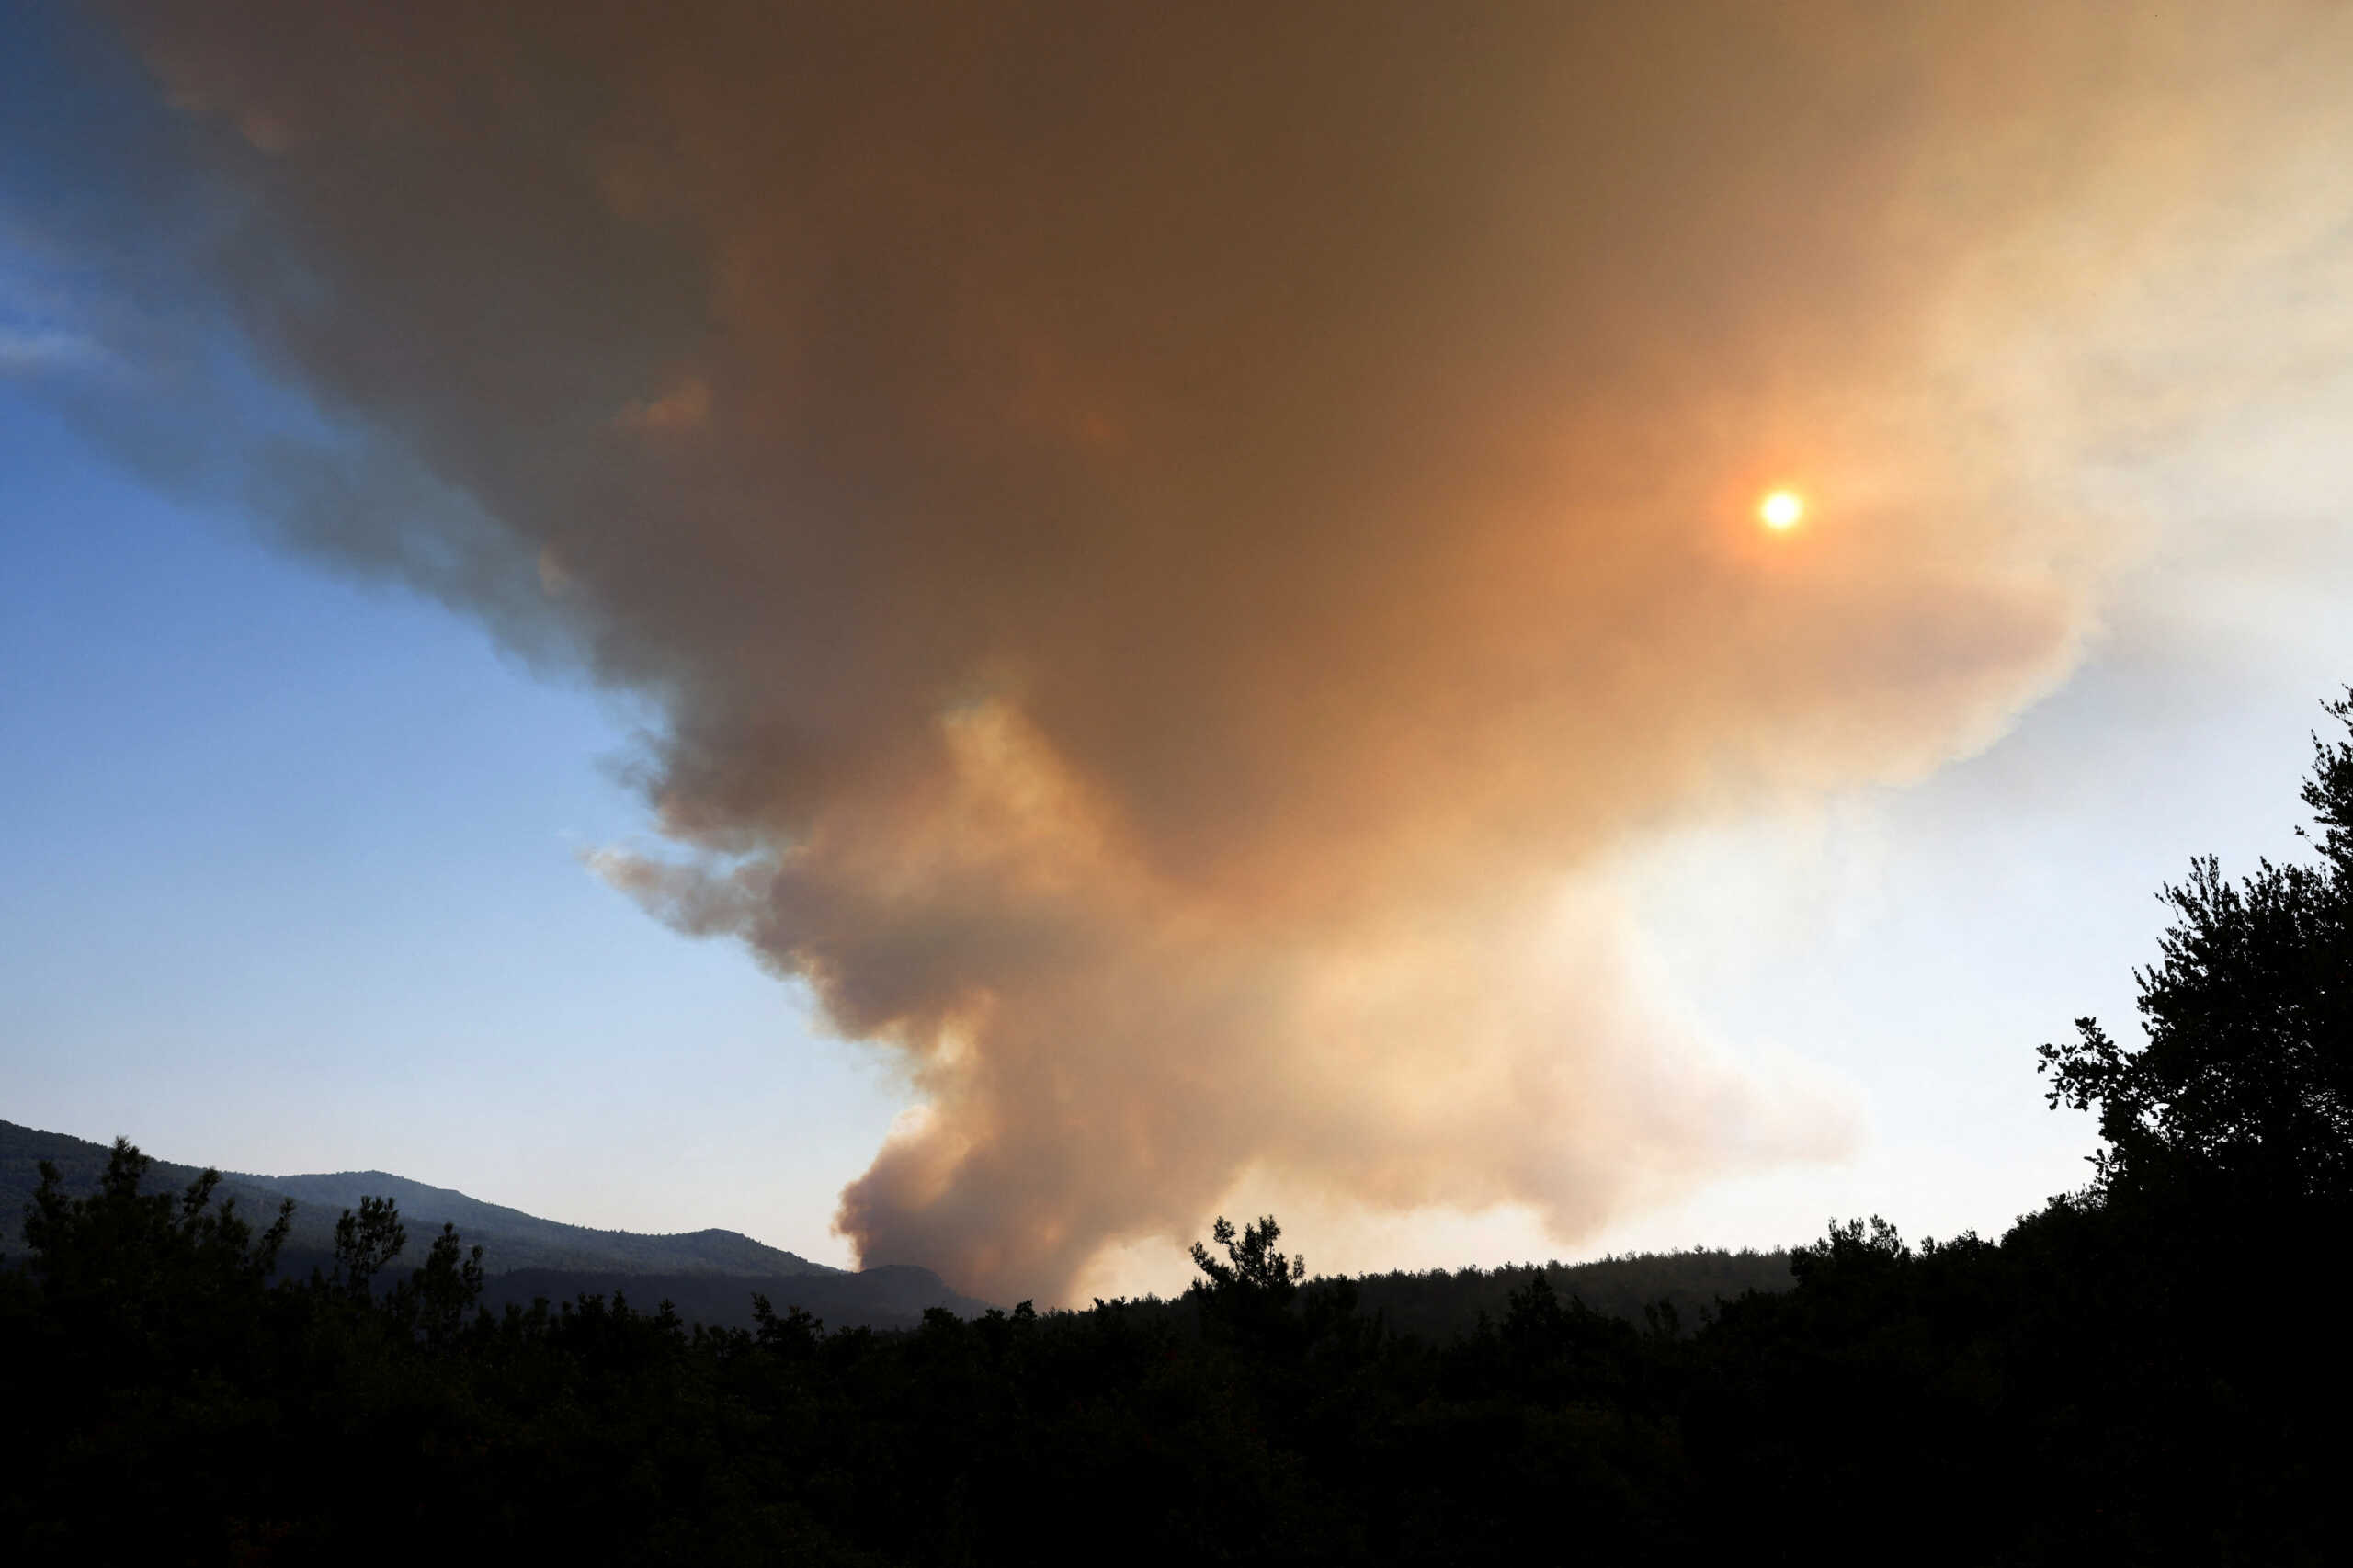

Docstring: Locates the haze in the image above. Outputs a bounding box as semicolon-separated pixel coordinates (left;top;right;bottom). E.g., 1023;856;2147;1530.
6;2;2353;1304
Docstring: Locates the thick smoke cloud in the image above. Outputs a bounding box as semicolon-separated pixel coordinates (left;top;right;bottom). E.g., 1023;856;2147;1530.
102;1;2353;1301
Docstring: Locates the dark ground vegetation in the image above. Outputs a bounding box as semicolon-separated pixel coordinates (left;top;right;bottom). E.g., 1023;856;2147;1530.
6;693;2351;1565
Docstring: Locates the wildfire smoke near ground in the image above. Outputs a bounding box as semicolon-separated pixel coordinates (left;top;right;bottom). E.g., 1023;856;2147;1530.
37;0;2353;1303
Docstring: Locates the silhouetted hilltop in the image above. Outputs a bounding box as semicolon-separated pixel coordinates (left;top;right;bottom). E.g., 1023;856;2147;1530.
1350;1249;1794;1340
3;1119;295;1252
1;1119;836;1279
250;1165;841;1278
6;1117;1778;1336
12;692;2353;1561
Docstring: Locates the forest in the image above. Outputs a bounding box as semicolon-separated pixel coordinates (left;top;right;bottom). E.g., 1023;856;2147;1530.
5;694;2348;1565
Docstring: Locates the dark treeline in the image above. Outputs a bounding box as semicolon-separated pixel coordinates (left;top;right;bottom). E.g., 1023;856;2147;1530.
6;694;2352;1565
1346;1249;1793;1344
0;1124;857;1289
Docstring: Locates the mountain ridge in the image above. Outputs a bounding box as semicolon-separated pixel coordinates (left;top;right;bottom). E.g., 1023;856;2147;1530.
2;1119;837;1278
2;1118;993;1327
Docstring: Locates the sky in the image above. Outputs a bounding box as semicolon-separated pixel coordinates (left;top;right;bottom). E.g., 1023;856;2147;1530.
5;2;2352;1303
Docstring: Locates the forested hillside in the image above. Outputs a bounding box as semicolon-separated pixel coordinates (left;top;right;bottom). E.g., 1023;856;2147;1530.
1;1120;1776;1337
1349;1250;1792;1341
6;692;2350;1562
0;1120;836;1278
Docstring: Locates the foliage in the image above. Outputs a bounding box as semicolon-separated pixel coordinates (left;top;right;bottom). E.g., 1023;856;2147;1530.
6;692;2353;1562
2040;688;2353;1207
1188;1213;1307;1297
0;1122;845;1283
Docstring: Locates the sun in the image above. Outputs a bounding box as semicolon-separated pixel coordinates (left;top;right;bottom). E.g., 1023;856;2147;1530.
1758;490;1803;531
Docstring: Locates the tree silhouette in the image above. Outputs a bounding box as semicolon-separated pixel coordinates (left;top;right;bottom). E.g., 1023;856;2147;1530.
9;687;2353;1562
331;1192;407;1297
406;1221;486;1346
1188;1213;1305;1299
2040;689;2353;1205
20;1138;291;1317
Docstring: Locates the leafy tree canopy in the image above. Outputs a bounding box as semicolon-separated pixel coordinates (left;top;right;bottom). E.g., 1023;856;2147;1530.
2040;690;2353;1205
1188;1213;1306;1300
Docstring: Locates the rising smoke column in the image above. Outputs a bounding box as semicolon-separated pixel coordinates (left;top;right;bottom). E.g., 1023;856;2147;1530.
102;0;2353;1301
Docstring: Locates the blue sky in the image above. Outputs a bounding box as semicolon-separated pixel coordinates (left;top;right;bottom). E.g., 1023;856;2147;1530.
11;347;2345;1282
0;6;888;1265
6;4;2353;1294
0;374;904;1263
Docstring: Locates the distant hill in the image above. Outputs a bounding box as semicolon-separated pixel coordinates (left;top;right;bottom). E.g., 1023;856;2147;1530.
3;1120;302;1256
5;1119;1782;1336
1347;1250;1795;1340
1;1119;987;1329
247;1166;840;1278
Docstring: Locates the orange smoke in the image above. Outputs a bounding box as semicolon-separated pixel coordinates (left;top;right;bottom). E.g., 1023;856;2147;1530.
107;0;2353;1301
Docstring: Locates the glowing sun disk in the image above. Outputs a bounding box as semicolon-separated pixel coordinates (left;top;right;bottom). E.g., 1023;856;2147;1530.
1759;490;1803;530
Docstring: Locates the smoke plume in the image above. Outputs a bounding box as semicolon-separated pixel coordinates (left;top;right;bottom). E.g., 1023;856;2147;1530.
98;0;2353;1300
